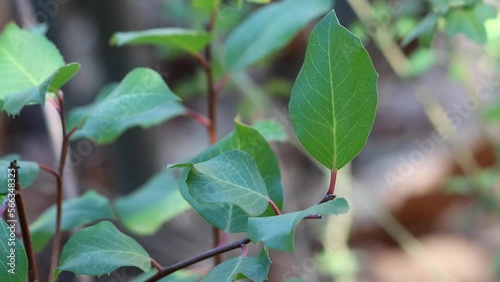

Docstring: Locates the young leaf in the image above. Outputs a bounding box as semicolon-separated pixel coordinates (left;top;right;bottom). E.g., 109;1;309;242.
289;10;378;171
30;190;115;252
248;197;349;252
114;170;191;235
0;23;80;115
252;120;287;142
0;155;39;193
110;28;211;55
68;68;186;144
444;3;497;44
0;219;28;282
183;150;270;216
177;121;283;233
54;221;151;280
202;250;271;282
225;0;331;71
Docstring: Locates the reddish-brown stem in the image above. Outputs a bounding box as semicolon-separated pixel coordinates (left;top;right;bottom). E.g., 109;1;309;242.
151;259;163;272
240;244;248;257
215;73;231;93
49;90;72;281
145;238;251;282
38;162;60;178
327;170;337;195
216;232;229;248
186;108;212;128
268;199;282;215
11;161;38;282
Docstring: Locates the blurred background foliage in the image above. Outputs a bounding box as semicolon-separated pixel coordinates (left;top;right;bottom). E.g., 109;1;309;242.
1;0;500;281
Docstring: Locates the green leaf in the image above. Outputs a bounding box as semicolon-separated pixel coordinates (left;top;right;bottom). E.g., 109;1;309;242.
225;0;331;71
248;197;349;252
182;150;270;216
30;190;115;252
0;23;79;115
202;250;271;282
289;10;378;170
444;3;497;44
68;68;186;144
178;121;283;233
131;270;200;282
0;219;28;281
55;221;151;280
252;120;287;142
193;0;220;10
401;12;438;47
114;170;191;235
110;28;211;55
0;155;39;193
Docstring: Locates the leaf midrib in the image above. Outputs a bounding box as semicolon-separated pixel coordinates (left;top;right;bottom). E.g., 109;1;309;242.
0;46;39;86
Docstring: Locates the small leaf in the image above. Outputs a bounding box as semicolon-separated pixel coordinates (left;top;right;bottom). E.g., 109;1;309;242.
178;121;283;233
184;150;270;216
252;120;287;142
0;155;39;193
401;12;438;47
289;10;378;170
225;0;331;71
68;68;186;144
202;249;271;282
248;197;349;252
55;221;151;280
0;23;79;115
111;28;211;55
30;190;115;252
0;219;28;281
114;170;191;235
444;3;497;44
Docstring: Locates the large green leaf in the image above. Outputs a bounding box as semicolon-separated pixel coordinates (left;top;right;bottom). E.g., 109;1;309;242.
444;3;496;44
225;0;331;71
110;28;211;55
0;23;80;115
248;197;349;252
177;121;283;233
0;155;39;194
30;190;115;252
0;219;28;282
114;170;190;235
289;10;378;170
202;250;271;282
54;221;151;280
68;68;186;144
173;150;270;216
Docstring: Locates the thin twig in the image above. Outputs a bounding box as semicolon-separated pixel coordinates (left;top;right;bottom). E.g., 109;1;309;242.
11;161;38;282
37;163;60;179
186;108;212;128
145;238;251;282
